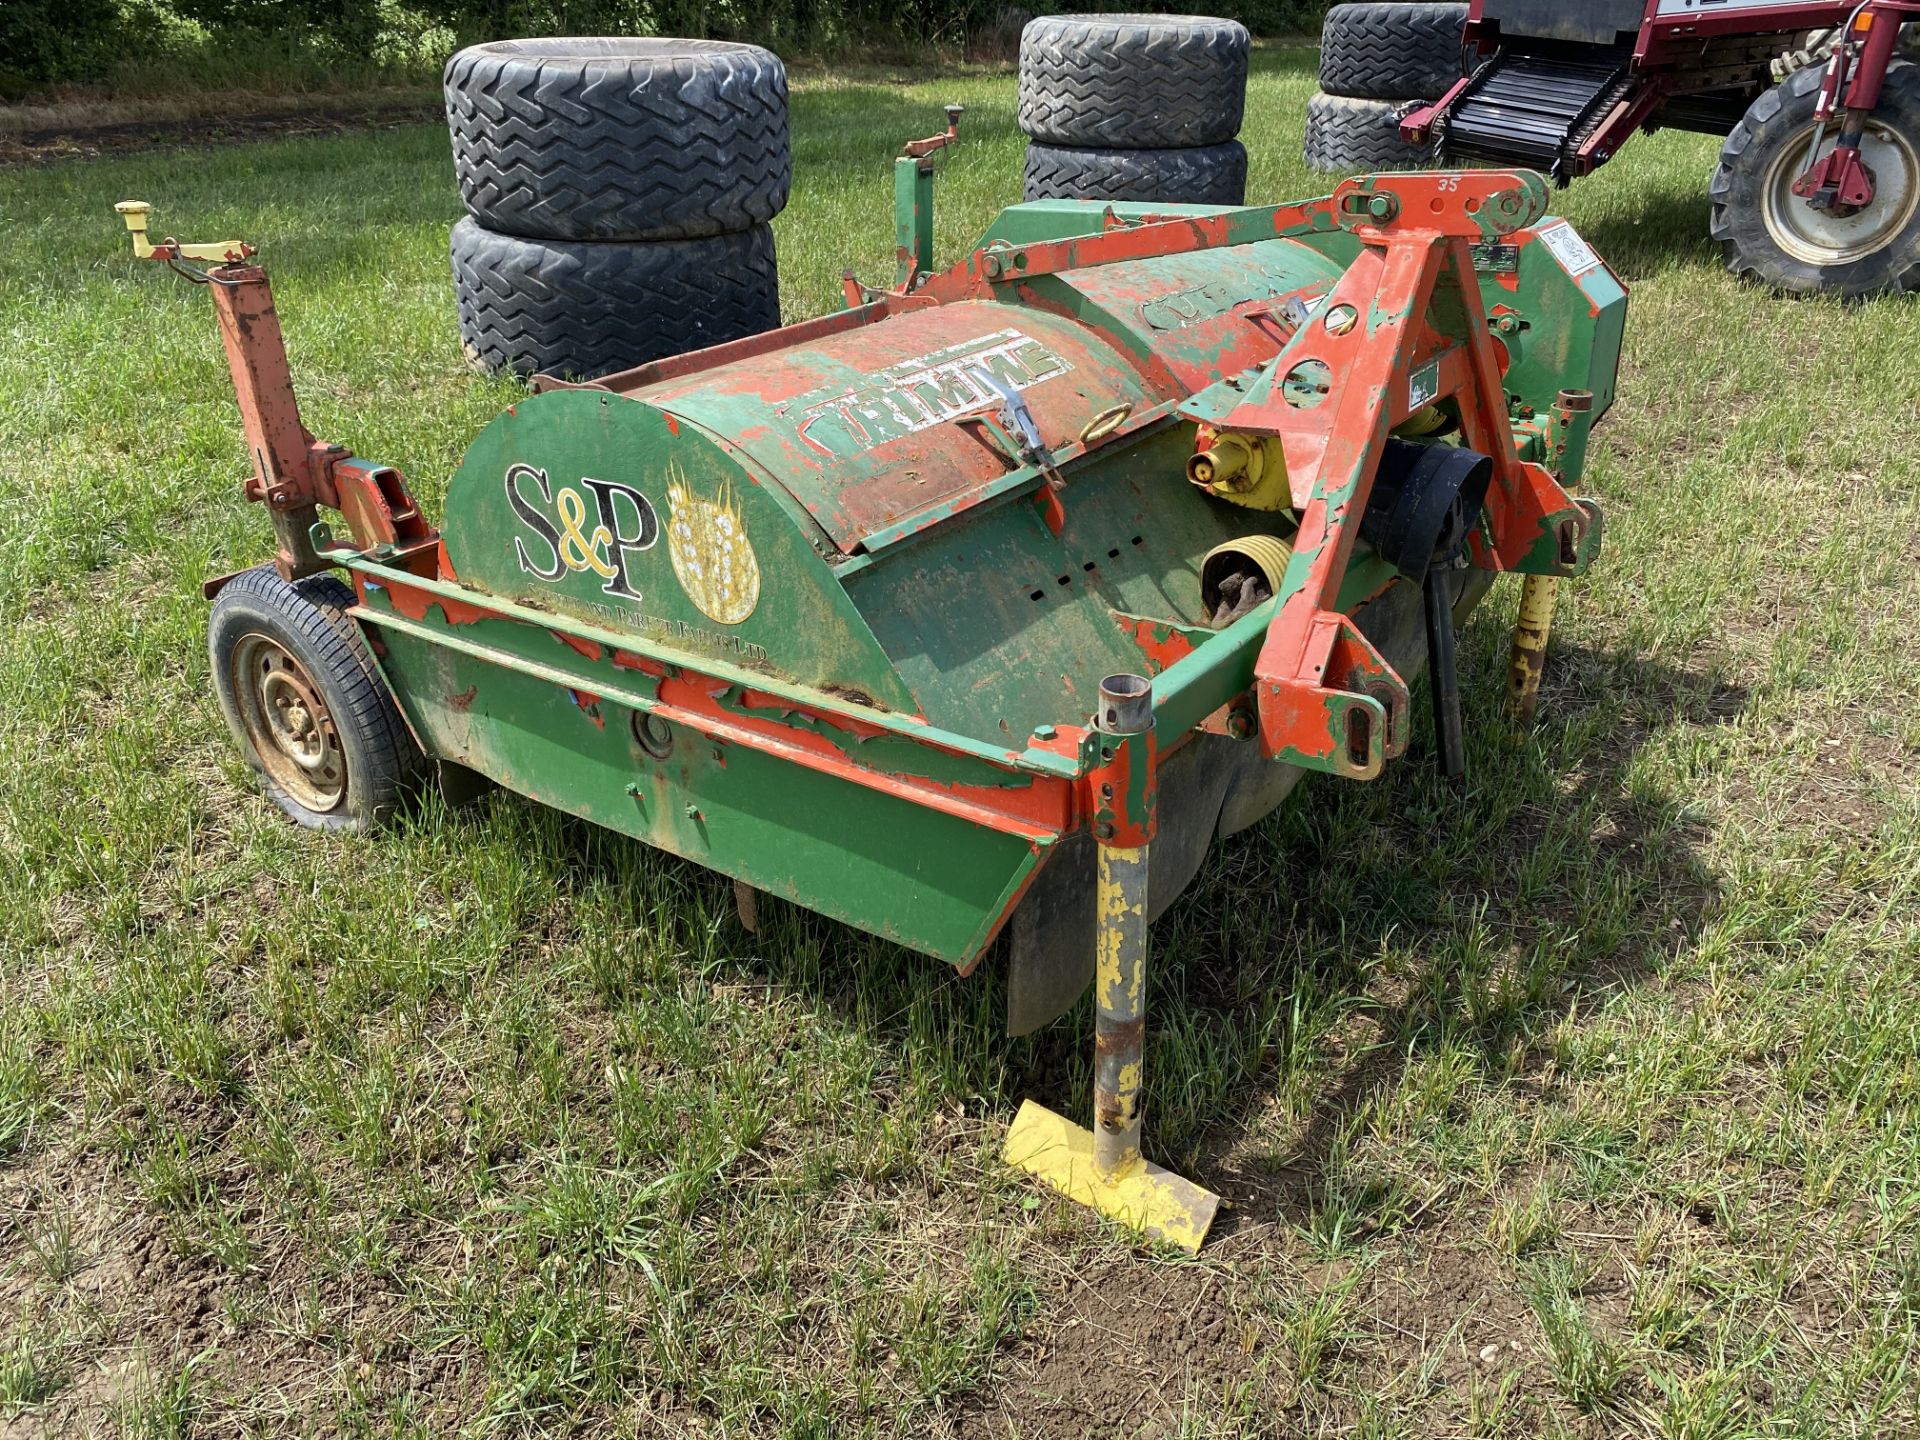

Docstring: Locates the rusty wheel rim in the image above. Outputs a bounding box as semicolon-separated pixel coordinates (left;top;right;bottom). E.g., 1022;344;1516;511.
231;633;346;813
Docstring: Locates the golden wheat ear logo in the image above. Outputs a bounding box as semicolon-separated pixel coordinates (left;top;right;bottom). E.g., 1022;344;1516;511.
666;468;761;625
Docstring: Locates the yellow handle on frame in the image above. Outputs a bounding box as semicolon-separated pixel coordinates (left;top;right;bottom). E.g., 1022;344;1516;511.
115;200;253;264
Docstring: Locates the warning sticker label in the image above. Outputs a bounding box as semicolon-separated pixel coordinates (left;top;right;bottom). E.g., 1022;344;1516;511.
1536;222;1603;278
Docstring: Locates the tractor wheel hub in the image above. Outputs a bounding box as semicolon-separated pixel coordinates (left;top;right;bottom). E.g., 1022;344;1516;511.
1770;120;1919;264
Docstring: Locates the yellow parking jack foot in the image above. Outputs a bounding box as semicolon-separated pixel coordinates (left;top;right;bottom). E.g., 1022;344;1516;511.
1004;1099;1220;1254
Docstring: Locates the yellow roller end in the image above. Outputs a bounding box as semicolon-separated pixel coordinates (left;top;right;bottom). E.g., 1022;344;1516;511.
1004;1099;1220;1254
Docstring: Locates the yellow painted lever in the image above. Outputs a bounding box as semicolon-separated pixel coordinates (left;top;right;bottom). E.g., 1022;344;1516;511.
115;200;253;264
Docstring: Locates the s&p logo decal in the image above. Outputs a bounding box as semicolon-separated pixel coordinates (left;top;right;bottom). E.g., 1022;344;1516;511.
504;463;658;602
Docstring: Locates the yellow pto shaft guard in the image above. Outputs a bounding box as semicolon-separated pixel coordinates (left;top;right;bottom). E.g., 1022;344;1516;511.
1187;430;1291;511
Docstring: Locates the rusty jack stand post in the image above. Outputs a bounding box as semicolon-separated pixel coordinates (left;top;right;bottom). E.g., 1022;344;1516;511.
1507;383;1591;726
116;200;332;585
1005;674;1221;1253
892;104;963;292
1505;575;1560;726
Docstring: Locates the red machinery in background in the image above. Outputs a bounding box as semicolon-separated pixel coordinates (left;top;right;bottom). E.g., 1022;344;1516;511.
1403;0;1920;296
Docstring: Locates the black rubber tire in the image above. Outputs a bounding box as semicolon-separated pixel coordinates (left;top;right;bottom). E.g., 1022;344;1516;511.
444;38;790;243
209;569;422;833
1019;14;1250;148
1302;91;1436;173
1023;140;1248;204
1319;3;1469;101
1711;61;1920;298
450;217;780;380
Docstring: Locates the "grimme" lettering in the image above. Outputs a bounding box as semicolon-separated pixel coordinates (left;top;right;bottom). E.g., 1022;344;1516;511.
796;328;1072;458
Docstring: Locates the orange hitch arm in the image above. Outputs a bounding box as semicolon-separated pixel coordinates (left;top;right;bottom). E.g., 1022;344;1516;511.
1194;172;1599;777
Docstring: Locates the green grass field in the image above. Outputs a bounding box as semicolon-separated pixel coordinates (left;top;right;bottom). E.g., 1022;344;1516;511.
2;44;1918;1439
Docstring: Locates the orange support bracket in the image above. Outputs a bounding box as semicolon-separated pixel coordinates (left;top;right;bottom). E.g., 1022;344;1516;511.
114;203;442;596
205;264;334;582
205;264;435;587
1181;170;1597;778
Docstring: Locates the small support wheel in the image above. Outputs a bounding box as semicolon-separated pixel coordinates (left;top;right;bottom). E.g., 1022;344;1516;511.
1712;61;1920;297
209;567;423;831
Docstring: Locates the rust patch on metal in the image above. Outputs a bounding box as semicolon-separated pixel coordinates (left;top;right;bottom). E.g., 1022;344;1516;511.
381;575;494;628
1093;1016;1146;1056
1117;614;1200;676
733;877;760;933
554;631;604;662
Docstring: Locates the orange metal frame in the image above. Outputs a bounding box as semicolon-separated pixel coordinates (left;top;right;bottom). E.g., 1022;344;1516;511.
1179;174;1599;777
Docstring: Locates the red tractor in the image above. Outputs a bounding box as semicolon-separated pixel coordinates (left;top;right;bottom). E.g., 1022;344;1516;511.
1320;0;1920;296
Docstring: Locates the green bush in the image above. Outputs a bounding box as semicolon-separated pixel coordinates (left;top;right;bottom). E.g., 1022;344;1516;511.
2;0;1333;97
168;0;391;45
0;0;126;98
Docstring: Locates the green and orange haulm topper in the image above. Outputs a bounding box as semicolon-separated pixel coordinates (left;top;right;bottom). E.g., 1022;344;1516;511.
117;119;1623;1251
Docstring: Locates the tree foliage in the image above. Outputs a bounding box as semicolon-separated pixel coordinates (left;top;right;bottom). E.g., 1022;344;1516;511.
2;0;128;97
2;0;1330;99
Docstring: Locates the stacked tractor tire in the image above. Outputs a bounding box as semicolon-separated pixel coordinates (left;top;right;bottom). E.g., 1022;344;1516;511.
443;38;790;381
1304;2;1468;174
1020;13;1251;206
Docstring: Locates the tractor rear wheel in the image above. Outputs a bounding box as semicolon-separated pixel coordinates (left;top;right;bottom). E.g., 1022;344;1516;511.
210;569;423;832
1712;61;1920;297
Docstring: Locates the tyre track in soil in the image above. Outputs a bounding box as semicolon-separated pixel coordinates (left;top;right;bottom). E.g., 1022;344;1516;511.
0;102;443;167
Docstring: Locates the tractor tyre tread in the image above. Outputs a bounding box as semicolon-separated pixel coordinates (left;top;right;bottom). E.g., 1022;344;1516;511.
445;38;790;243
1019;14;1250;148
1302;91;1436;173
1022;140;1248;205
1711;60;1920;297
1318;2;1470;101
209;567;423;833
450;218;780;380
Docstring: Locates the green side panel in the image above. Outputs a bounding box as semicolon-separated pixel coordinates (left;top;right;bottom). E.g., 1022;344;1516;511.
368;615;1045;965
437;388;916;711
1481;217;1628;429
1566;240;1628;421
1035;236;1348;385
844;427;1284;741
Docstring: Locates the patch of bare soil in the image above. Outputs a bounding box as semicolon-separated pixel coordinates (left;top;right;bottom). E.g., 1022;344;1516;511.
0;102;441;166
0;1139;362;1436
1718;715;1915;847
956;1235;1583;1439
957;1261;1257;1437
